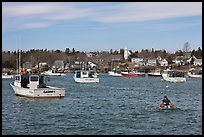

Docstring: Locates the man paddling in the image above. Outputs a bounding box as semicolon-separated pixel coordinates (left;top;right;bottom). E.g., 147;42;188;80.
161;96;174;108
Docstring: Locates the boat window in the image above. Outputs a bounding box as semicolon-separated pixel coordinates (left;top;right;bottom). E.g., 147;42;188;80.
15;76;20;81
30;76;39;81
83;72;87;75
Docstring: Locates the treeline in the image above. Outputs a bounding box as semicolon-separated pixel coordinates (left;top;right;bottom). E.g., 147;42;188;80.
2;47;202;69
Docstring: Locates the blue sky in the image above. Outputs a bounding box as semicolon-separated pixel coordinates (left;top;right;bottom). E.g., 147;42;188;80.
2;2;202;53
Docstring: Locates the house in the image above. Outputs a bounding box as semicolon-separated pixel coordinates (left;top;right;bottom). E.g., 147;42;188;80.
146;58;157;66
131;58;145;66
108;54;124;69
159;59;168;66
88;61;97;68
156;56;162;61
86;52;95;58
53;60;64;69
183;52;191;59
194;59;202;66
187;55;197;64
22;62;33;69
172;56;184;66
39;62;48;67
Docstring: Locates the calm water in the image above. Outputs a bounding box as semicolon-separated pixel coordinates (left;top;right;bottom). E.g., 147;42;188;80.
2;73;202;135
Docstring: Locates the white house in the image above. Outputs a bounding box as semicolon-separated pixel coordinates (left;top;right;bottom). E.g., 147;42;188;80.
131;58;145;66
88;61;97;68
194;59;202;66
146;58;157;66
159;59;168;66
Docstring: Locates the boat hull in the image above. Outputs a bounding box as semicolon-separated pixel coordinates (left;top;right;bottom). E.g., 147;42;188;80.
2;75;13;79
73;77;99;83
121;72;145;77
159;104;177;111
162;74;186;83
187;73;202;78
148;73;161;77
108;71;122;77
10;82;65;98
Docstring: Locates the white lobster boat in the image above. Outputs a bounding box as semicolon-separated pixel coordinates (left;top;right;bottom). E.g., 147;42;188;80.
42;70;66;76
10;74;65;98
73;70;99;83
187;69;202;78
108;70;122;77
162;69;186;83
2;73;14;79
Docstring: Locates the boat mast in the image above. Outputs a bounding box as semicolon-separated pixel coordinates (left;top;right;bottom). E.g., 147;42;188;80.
16;36;21;74
19;49;21;72
16;49;18;74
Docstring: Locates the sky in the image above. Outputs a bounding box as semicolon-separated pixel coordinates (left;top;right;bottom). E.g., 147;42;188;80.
2;2;202;53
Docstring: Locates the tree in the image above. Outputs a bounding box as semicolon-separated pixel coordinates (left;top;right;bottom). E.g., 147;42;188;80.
110;49;113;54
196;47;202;58
65;48;70;55
120;49;124;54
72;48;75;53
183;42;191;52
175;50;183;56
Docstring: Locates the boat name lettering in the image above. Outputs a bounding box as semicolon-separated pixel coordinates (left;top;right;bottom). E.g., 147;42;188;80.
43;90;55;93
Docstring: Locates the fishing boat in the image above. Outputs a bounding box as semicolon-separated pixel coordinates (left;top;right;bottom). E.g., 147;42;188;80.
121;70;145;77
108;69;122;77
10;74;65;98
42;70;66;76
187;68;202;78
10;49;65;98
148;69;162;77
162;69;186;83
73;70;99;83
2;72;13;79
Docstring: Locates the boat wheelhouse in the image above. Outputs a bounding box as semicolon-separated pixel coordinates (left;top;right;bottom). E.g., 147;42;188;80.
10;74;65;98
187;69;202;78
2;72;13;79
162;69;186;83
108;70;122;77
73;70;99;83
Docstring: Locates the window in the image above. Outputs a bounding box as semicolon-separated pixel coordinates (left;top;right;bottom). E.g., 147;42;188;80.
15;76;20;81
30;76;39;81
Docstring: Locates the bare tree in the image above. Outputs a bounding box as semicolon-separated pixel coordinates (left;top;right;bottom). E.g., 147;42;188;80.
183;42;191;52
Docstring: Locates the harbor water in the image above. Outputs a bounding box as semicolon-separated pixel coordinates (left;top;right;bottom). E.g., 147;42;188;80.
2;73;202;135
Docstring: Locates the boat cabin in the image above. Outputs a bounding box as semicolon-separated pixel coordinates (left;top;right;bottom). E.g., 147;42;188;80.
164;70;185;77
14;74;46;89
75;70;96;78
189;69;202;75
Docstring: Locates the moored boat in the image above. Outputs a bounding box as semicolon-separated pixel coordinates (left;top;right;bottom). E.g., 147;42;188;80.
73;70;99;83
108;69;122;77
148;69;162;77
187;68;202;78
2;72;13;79
162;69;186;83
121;70;145;77
42;70;66;76
10;74;65;98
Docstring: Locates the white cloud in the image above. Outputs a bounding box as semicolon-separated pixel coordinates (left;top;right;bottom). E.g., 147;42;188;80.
2;3;60;17
93;2;202;23
19;22;52;30
2;2;202;31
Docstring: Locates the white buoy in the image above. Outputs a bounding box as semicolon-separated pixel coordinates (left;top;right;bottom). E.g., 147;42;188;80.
166;85;169;88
